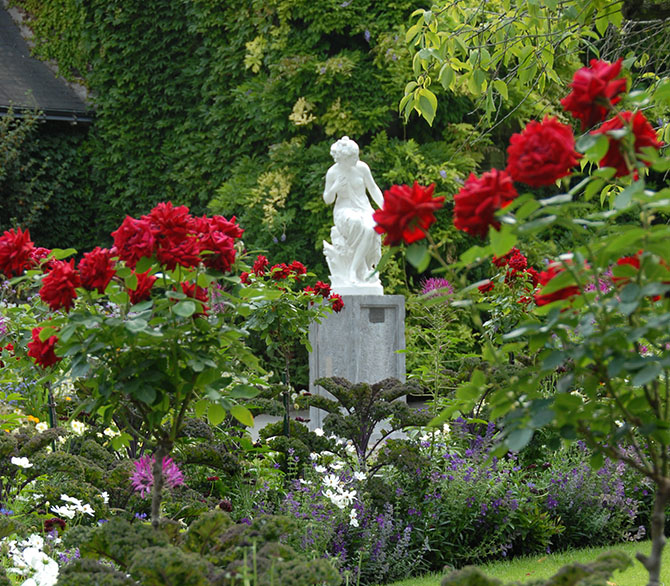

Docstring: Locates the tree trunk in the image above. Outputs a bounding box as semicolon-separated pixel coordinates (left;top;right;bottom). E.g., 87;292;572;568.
150;442;169;530
637;483;670;586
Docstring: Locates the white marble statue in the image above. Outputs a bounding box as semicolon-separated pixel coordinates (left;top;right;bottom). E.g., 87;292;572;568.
323;136;384;295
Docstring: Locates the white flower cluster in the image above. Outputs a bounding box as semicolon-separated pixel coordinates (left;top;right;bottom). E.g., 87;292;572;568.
50;494;94;520
11;456;33;469
4;534;59;586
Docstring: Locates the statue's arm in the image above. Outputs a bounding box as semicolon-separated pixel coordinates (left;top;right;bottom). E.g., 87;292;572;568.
361;162;384;208
323;167;338;205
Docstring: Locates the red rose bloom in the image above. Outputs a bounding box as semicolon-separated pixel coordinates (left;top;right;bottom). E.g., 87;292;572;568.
199;231;236;273
506;116;580;187
147;202;193;242
111;216;157;269
453;169;518;238
478;281;494;293
253;255;269;276
205;215;244;240
329;293;344;313
314;281;331;298
524;267;541;287
507;252;528;271
533;263;581;306
79;247;116;294
591;111;663;177
0;343;15;368
129;269;157;305
27;327;61;368
30;247;52;269
240;271;251;284
561;59;627;129
492;248;519;268
271;263;291;280
39;260;80;312
373;182;444;246
289;261;307;276
612;252;641;285
156;237;202;270
0;227;35;278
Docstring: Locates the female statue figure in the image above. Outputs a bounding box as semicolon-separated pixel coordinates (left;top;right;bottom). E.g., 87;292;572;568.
322;136;384;294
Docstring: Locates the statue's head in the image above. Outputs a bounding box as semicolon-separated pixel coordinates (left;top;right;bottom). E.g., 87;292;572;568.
330;136;359;164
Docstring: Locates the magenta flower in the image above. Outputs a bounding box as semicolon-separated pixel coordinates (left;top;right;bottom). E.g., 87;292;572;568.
130;455;184;498
420;277;454;297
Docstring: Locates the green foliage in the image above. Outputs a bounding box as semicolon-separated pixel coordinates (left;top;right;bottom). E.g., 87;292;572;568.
67;511;341;586
402;0;622;126
0;111;96;251
440;550;632;586
56;557;137;586
15;0;488;275
307;377;431;468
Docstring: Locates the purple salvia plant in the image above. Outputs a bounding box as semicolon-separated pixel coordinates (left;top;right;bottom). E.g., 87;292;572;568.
420;277;454;297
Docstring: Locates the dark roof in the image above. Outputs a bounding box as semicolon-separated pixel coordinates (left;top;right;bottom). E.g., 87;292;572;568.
0;7;93;123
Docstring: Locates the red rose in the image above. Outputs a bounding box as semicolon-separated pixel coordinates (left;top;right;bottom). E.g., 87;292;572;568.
181;282;210;315
79;247;116;294
205;215;244;240
199;231;236;273
30;247;52;270
506;117;580;187
27;327;61;368
156;237;202;270
492;247;519;268
533;263;581;306
271;263;291;280
612;252;641;285
507;252;528;271
314;281;331;297
129;269;157;305
39;260;80;312
524;267;541;287
478;281;494;293
329;293;344;313
289;260;307;276
240;271;251;284
111;216;157;269
453;169;518;238
561;59;627;129
373;182;444;246
147;202;193;242
253;255;269;276
591;111;663;177
0;343;15;368
0;227;35;278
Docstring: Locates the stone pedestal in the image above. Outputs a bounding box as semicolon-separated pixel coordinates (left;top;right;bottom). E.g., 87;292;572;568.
308;295;405;430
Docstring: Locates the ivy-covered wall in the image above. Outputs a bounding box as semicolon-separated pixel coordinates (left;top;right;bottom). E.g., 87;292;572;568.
12;0;489;281
0;112;96;251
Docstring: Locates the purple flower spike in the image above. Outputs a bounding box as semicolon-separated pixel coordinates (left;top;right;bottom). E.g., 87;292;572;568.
131;455;184;498
420;277;454;297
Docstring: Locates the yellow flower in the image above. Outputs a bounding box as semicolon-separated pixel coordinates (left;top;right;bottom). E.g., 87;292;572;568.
26;415;40;424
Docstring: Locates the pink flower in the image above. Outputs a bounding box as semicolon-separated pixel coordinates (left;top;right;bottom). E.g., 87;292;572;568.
130;455;184;498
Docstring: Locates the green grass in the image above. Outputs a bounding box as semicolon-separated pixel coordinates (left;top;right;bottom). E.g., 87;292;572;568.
383;540;667;585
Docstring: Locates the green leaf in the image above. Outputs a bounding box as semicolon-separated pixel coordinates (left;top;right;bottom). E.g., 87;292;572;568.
489;224;517;257
208;402;227;426
405;243;431;272
125;318;148;333
417;88;438;126
230;405;254;427
632;363;661;386
507;428;533;452
50;248;77;260
614;180;644;210
230;385;260;399
654;79;670;105
194;398;208;418
173;300;196;317
492;79;508;100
